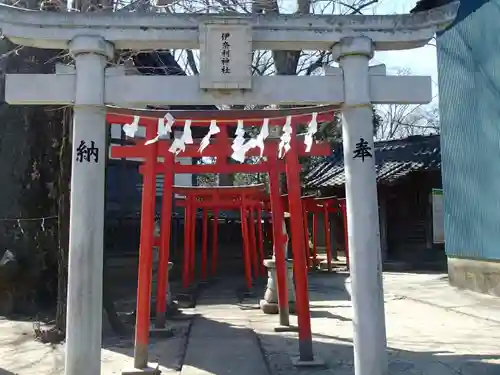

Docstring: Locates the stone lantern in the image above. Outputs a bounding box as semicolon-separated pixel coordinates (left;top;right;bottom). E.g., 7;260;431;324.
260;213;296;314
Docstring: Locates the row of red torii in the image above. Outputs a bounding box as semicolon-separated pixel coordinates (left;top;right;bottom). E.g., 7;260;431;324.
107;105;350;367
159;185;350;291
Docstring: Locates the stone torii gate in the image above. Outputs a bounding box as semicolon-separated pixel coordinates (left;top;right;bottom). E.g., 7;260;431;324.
0;3;458;375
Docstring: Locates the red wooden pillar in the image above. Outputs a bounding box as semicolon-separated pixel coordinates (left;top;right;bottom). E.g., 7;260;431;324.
155;152;174;328
312;213;318;267
182;198;191;289
285;136;314;361
240;205;253;291
189;198;197;284
133;125;157;369
249;207;259;279
262;213;271;256
211;209;219;276
268;155;290;327
201;209;208;280
340;199;350;269
302;206;312;268
323;205;333;272
256;206;266;276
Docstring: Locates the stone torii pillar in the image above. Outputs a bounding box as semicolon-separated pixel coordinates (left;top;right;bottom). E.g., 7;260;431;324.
65;36;113;375
333;36;388;375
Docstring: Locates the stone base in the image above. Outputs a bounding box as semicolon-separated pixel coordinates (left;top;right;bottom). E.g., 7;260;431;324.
274;325;299;333
259;299;296;314
176;293;196;308
291;356;326;368
121;363;161;375
448;257;500;297
259;299;278;314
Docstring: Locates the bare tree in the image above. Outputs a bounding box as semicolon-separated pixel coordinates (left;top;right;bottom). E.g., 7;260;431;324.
162;0;380;79
376;102;439;140
375;69;439;140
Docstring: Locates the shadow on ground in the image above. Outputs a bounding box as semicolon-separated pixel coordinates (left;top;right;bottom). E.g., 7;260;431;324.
1;269;498;375
102;273;500;375
103;311;500;375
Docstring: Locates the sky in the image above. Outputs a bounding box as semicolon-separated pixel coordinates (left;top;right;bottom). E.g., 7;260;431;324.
370;0;439;95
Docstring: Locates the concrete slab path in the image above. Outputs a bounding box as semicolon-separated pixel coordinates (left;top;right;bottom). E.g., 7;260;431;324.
180;282;269;375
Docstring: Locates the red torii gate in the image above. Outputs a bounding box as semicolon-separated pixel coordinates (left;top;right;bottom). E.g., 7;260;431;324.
107;106;334;368
171;185;268;290
262;194;348;271
301;196;349;271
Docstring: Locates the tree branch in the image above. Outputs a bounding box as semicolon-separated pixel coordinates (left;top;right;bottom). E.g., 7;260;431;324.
185;49;199;75
338;0;378;14
305;51;328;76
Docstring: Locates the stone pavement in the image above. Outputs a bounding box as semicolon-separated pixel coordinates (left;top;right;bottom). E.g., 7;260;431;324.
248;272;500;375
0;272;499;375
180;283;268;375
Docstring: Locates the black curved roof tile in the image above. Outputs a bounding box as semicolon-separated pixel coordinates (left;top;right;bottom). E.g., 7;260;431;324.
304;135;441;188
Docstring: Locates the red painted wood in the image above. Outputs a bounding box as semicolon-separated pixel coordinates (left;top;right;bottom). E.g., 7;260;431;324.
268;152;289;316
182;201;191;289
172;185;265;195
323;205;333;272
340;199;350;269
256;206;266;277
312;213;318;267
174;163;278;174
211;209;219;276
240;206;253;291
119;106;335;338
262;215;270;256
155;152;174;321
189;200;196;285
302;207;312;268
133;123;157;363
248;208;259;280
111;141;330;160
175;200;262;209
106;110;335;128
201;209;208;280
285;136;313;357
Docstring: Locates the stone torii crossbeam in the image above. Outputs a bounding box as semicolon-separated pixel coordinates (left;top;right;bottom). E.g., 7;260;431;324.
0;3;458;375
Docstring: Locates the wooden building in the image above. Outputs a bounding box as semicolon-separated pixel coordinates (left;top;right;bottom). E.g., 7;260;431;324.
304;134;445;269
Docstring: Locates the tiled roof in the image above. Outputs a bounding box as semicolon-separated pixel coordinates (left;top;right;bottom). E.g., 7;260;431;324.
304;135;441;188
